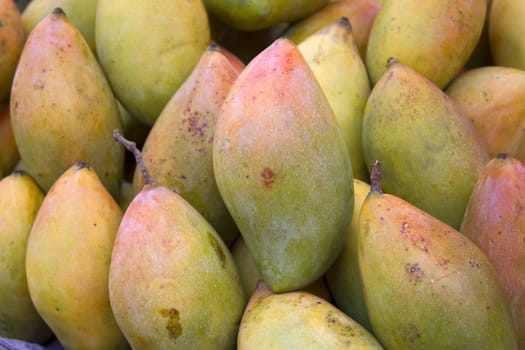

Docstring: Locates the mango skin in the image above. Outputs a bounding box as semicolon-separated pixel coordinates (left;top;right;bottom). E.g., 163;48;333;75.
25;162;129;350
298;17;371;182
21;0;97;52
358;188;518;349
230;236;332;301
446;66;525;159
460;154;525;349
109;185;246;350
10;9;124;199
362;60;489;229
366;0;486;88
96;0;210;125
489;0;525;70
284;0;380;59
0;171;53;343
0;103;20;176
203;0;330;31
132;45;241;246
238;282;384;349
0;0;25;103
213;38;354;293
326;179;372;331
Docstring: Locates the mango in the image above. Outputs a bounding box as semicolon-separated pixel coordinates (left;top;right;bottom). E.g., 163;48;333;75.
366;0;486;88
25;162;129;350
0;171;53;344
203;0;330;31
96;0;210;125
10;8;124;199
21;0;97;52
489;0;525;70
298;17;371;181
109;180;245;349
285;0;380;59
362;59;489;229
358;161;518;349
0;0;25;103
238;281;384;349
132;44;241;246
326;179;372;331
447;66;525;160
213;38;354;292
461;154;525;349
0;103;20;176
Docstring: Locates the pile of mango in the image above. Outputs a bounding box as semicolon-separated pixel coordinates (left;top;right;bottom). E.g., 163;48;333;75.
1;0;525;349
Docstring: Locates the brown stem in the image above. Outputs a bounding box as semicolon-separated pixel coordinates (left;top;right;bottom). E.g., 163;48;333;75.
370;160;383;194
113;129;155;186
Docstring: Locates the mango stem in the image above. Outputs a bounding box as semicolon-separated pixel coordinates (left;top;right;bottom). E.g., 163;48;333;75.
370;160;383;194
113;129;155;186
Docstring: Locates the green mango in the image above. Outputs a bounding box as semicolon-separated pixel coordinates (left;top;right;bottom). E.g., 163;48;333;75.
203;0;330;31
213;38;354;293
357;162;518;349
366;0;486;88
96;0;210;125
362;59;489;229
10;8;124;199
21;0;97;52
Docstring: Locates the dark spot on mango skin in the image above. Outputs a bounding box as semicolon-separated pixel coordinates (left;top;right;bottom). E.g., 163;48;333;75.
261;167;275;188
160;308;182;340
325;311;356;339
405;263;424;285
407;323;421;343
208;231;225;268
468;260;480;269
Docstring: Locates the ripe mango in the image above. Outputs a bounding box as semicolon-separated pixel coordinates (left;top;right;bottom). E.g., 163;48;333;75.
298;17;371;181
362;59;489;229
447;66;525;159
132;44;241;246
461;154;525;348
238;281;383;349
0;103;20;176
0;171;53;343
358;162;518;349
366;0;486;88
25;162;129;349
0;0;25;103
10;8;124;198
326;179;372;331
285;0;380;59
214;38;354;293
489;0;525;70
109;184;245;349
21;0;97;52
